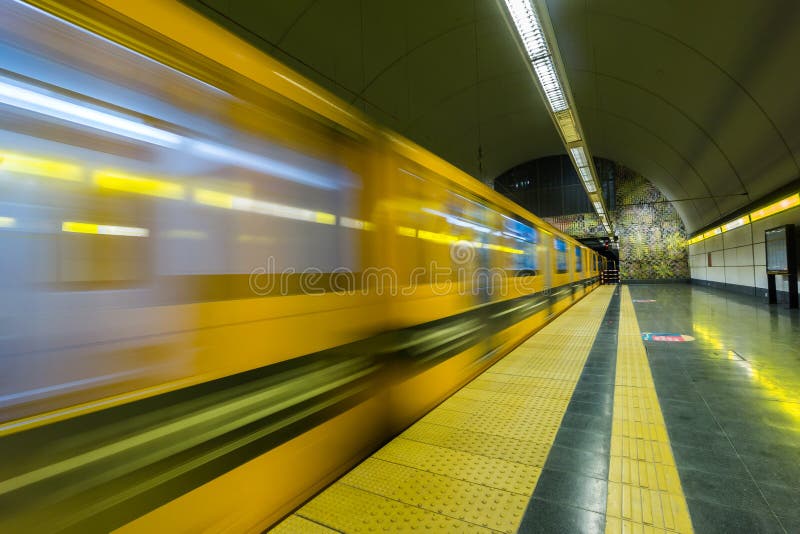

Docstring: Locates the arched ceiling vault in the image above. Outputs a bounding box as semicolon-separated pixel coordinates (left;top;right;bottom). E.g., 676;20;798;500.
186;0;800;233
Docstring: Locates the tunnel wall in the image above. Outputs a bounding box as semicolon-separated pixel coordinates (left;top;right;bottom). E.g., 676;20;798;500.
544;166;689;281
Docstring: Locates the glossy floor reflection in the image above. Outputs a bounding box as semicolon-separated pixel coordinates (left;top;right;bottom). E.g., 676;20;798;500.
630;284;800;534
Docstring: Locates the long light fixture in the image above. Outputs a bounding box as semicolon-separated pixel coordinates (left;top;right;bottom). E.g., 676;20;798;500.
501;0;612;235
686;193;800;245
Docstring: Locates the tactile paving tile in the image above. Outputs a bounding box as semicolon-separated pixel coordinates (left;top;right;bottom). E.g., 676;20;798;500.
605;287;694;534
459;379;569;398
452;387;571;407
373;439;540;494
269;515;338;534
419;407;563;442
401;422;553;467
341;458;529;532
452;392;570;416
270;286;617;533
296;483;491;533
438;395;487;414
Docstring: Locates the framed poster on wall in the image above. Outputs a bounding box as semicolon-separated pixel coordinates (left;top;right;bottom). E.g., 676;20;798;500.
765;225;792;274
764;224;797;308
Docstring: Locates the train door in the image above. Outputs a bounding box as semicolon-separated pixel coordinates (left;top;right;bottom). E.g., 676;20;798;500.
542;233;553;315
545;242;552;292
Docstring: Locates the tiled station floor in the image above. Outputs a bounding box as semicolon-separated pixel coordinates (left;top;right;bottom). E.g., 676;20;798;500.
270;284;800;534
630;284;800;533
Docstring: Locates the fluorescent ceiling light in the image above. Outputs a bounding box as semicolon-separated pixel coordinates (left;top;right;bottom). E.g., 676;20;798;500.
570;146;588;168
578;167;597;192
749;193;800;221
504;0;549;60
503;0;612;234
0;78;181;148
532;57;568;112
721;215;749;232
504;0;568;112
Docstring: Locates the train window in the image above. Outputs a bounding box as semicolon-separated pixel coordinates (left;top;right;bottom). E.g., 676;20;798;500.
503;216;538;275
0;0;370;300
554;238;568;273
575;248;583;272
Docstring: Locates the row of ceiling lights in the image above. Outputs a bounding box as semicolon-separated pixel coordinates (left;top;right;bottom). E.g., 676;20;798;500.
686;193;800;245
502;0;613;236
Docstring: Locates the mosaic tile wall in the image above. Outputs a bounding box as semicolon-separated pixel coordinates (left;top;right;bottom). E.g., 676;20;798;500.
545;165;689;280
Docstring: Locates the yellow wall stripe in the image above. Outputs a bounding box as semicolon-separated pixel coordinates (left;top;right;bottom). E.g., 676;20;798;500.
606;286;694;533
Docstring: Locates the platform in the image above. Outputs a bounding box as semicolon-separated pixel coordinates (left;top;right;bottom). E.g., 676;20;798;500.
271;284;800;533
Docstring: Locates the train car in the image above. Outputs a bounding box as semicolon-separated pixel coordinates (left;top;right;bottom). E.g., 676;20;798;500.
0;0;600;531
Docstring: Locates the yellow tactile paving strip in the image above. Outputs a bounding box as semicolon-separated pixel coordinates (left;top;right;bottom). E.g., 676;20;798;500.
605;286;694;534
271;286;615;533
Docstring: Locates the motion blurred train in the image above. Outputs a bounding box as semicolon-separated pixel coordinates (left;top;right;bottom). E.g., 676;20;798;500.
0;0;602;531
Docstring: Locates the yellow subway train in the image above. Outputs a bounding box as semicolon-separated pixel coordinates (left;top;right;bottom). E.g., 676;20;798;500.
0;0;601;531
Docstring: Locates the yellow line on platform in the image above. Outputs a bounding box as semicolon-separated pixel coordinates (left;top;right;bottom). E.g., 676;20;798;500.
605;286;694;534
271;286;615;533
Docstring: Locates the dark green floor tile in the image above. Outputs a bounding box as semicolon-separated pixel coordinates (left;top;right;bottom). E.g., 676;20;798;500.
649;386;703;403
543;445;609;479
530;468;607;514
575;374;614;385
552;427;609;455
569;390;613;405
777;514;800;534
517;497;605;534
731;439;800;463
564;400;612;418
758;481;800;522
685;498;784;534
715;417;800;449
559;412;610;435
665;424;737;455
679;469;771;513
739;453;800;489
660;401;720;428
671;444;751;479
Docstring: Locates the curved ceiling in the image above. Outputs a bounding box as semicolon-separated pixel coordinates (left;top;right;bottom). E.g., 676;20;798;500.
185;0;800;233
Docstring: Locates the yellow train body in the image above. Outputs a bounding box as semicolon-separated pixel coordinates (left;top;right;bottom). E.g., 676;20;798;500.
0;1;601;531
